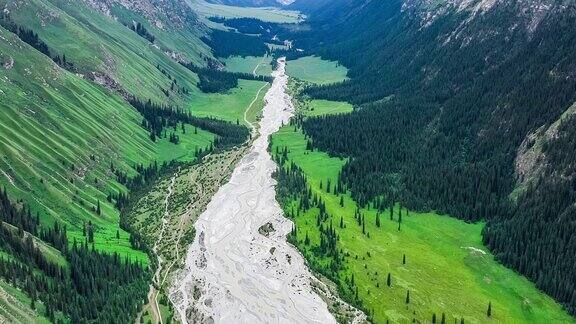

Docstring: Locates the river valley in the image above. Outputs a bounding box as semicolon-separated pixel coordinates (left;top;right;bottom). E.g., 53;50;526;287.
169;59;336;324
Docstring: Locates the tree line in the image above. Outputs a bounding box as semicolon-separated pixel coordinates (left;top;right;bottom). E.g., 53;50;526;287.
128;21;155;43
181;61;272;93
0;13;75;71
128;97;250;147
0;187;148;323
202;29;269;58
287;0;576;315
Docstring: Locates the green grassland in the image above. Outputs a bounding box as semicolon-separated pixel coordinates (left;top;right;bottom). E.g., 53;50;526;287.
271;124;573;323
0;0;270;261
0;0;271;320
223;55;273;77
301;99;353;117
185;0;303;23
3;0;211;107
286;56;349;85
0;25;223;265
190;79;270;125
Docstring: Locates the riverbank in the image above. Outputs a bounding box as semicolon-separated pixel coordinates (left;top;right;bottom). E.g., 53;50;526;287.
169;59;336;323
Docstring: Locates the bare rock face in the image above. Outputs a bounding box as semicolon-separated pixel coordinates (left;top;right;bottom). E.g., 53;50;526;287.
403;0;565;36
81;0;199;30
514;102;576;187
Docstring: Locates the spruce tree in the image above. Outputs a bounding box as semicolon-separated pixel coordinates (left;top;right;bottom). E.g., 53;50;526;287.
487;302;492;317
387;273;391;287
405;290;410;304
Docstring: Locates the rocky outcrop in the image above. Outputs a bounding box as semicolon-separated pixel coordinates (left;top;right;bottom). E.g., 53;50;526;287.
3;56;13;69
82;0;199;30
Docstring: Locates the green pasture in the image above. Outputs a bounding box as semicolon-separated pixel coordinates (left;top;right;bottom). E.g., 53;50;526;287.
286;56;348;85
270;125;573;324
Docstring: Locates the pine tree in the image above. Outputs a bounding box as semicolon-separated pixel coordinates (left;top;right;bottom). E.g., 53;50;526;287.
340;196;344;207
96;200;101;215
432;313;437;323
340;216;344;228
441;313;446;324
487;302;492;317
405;290;410;304
403;254;406;265
376;213;381;227
387;273;391;287
87;221;94;243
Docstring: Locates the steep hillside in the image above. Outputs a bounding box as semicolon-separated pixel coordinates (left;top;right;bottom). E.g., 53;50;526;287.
288;0;576;316
1;0;215;107
0;0;260;321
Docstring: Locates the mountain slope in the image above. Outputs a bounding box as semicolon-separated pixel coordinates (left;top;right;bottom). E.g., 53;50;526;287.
0;0;259;321
289;0;576;316
204;0;290;7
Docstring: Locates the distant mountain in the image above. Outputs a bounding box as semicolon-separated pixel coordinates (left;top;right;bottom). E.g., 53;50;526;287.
204;0;292;7
288;0;576;316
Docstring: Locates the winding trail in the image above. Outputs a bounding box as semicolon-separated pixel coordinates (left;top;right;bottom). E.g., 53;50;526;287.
144;175;176;324
170;59;335;324
244;83;268;134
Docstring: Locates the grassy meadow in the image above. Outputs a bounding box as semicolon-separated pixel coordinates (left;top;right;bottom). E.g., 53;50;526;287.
270;84;574;324
223;55;274;77
300;99;354;117
271;125;573;323
190;79;270;126
0;0;269;265
185;0;303;23
286;56;349;85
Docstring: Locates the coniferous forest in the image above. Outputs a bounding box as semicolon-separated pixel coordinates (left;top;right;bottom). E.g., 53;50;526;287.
2;0;576;321
0;187;148;323
202;29;269;58
284;0;576;315
181;62;272;93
